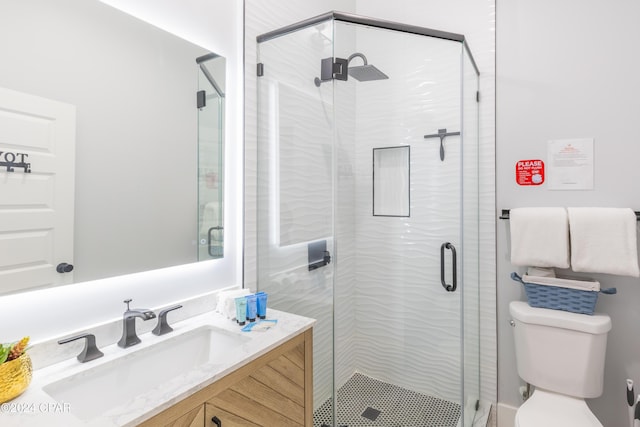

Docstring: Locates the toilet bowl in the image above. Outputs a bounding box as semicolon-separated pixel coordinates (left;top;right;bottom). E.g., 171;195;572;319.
514;389;602;427
510;301;611;427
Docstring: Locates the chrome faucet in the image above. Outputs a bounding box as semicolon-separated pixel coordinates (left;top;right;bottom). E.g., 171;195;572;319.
117;299;156;348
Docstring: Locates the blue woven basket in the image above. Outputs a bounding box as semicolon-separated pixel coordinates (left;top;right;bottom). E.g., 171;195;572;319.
511;272;616;315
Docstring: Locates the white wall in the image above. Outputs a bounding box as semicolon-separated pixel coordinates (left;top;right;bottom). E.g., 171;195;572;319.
497;1;640;425
0;0;243;342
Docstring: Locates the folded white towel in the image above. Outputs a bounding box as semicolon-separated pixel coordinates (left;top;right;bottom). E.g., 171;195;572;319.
568;207;639;277
522;274;600;292
215;288;251;319
509;207;570;268
526;267;556;278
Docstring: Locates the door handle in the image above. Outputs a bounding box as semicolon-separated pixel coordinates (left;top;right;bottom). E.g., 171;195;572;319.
211;416;222;426
440;242;457;292
56;262;74;273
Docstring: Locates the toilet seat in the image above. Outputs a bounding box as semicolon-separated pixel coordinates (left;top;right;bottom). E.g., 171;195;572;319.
514;389;602;427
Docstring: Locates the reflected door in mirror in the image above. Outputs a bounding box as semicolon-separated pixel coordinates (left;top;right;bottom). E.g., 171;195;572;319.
0;87;76;293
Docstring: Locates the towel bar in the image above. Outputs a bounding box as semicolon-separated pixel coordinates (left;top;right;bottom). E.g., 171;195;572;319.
499;209;640;221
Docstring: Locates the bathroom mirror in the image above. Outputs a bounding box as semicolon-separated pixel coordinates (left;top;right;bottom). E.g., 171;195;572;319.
0;0;225;293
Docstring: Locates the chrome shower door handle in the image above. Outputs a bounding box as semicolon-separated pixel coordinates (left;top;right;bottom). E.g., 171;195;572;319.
440;242;457;292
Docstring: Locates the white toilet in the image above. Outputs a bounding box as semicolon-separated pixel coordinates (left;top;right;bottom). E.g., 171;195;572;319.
509;301;612;427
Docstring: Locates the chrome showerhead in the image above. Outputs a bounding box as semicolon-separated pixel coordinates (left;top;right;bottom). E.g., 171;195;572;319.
348;64;389;82
347;52;388;82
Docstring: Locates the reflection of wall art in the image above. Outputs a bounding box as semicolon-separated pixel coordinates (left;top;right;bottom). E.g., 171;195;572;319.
373;146;410;217
205;172;218;189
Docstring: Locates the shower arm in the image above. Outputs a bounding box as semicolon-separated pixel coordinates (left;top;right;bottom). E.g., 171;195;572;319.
347;52;368;66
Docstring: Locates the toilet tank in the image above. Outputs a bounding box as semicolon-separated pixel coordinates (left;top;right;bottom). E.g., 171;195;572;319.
509;301;611;398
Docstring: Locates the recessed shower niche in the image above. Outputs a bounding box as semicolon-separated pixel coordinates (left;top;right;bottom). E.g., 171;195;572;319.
373;146;410;217
256;11;480;427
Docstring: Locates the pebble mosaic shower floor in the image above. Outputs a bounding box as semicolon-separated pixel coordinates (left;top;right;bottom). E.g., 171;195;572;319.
313;373;461;427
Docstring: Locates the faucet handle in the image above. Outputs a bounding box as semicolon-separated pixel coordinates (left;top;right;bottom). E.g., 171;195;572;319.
58;333;104;363
123;299;133;310
152;305;183;336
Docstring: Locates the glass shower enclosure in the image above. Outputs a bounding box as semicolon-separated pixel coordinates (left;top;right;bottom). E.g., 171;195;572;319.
256;12;480;427
197;53;225;260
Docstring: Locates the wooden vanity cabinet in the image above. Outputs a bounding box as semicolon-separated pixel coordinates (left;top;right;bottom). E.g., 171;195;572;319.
163;406;205;427
139;328;313;427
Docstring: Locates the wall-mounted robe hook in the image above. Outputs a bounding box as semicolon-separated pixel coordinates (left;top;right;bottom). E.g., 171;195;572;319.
424;128;460;161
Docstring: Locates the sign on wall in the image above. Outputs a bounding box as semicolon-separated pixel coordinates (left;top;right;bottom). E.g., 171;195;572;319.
515;159;544;186
547;138;594;190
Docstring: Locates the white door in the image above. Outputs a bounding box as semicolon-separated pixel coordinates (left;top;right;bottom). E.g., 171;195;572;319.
0;87;76;293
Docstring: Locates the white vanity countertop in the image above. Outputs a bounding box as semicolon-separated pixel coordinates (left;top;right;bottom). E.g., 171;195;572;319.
3;309;315;427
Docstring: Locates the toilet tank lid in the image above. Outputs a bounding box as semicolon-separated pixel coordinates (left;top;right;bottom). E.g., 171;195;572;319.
510;301;611;334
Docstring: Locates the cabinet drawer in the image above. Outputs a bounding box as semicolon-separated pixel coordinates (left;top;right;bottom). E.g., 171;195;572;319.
205;342;305;427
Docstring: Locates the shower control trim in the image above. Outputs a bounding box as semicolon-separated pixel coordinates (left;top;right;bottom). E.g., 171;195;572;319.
308;239;331;271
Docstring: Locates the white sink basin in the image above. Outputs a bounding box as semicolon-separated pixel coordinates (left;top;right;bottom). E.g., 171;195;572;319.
42;325;249;421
